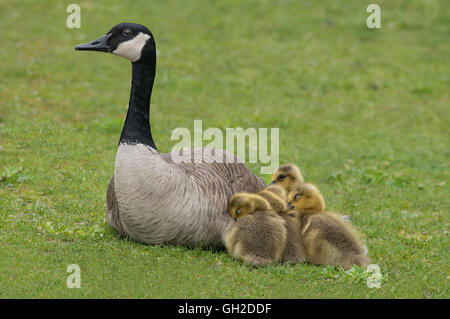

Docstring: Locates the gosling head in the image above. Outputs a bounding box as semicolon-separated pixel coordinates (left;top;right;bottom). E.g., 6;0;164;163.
75;22;156;63
287;183;326;212
228;193;255;221
271;163;304;192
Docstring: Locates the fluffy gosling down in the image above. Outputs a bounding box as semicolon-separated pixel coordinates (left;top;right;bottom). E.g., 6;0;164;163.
271;163;304;192
225;209;288;266
228;184;287;220
288;186;369;269
258;184;288;213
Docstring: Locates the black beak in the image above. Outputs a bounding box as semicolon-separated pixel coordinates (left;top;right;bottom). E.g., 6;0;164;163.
75;34;111;52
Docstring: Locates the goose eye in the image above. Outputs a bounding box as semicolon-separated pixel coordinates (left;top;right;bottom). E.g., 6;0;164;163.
294;194;301;201
279;174;287;180
236;208;241;215
122;28;133;37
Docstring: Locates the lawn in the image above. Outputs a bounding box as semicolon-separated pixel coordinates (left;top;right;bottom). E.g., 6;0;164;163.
0;0;448;298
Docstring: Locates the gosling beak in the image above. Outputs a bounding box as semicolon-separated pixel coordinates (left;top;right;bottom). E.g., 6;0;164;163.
75;34;111;52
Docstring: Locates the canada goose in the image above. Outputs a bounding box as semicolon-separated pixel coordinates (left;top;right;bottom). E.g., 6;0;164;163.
228;193;271;220
75;23;266;247
271;163;304;192
225;210;287;266
287;191;369;269
287;183;326;212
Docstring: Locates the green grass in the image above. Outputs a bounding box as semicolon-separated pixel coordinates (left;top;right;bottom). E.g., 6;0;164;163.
0;0;449;298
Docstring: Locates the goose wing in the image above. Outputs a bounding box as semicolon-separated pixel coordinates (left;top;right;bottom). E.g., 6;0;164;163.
161;147;266;194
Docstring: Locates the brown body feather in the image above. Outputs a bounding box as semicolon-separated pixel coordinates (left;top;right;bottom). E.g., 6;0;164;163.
106;177;127;237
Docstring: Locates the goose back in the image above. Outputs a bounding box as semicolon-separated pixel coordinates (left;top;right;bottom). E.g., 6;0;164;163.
107;143;265;247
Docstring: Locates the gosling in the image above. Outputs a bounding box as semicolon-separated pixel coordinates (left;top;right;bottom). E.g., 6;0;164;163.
271;163;305;192
287;183;326;212
228;193;271;220
225;209;288;266
229;184;288;220
287;186;369;269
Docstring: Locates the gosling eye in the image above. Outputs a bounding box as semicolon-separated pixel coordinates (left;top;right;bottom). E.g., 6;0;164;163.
236;208;241;215
294;194;301;201
278;174;287;180
122;28;133;37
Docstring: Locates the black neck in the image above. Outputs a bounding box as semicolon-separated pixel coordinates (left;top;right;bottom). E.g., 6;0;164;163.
119;60;157;149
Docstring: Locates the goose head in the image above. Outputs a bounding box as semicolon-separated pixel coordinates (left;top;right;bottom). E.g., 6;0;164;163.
75;22;155;63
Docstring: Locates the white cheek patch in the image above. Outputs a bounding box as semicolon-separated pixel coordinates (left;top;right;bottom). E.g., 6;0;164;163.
112;32;151;62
